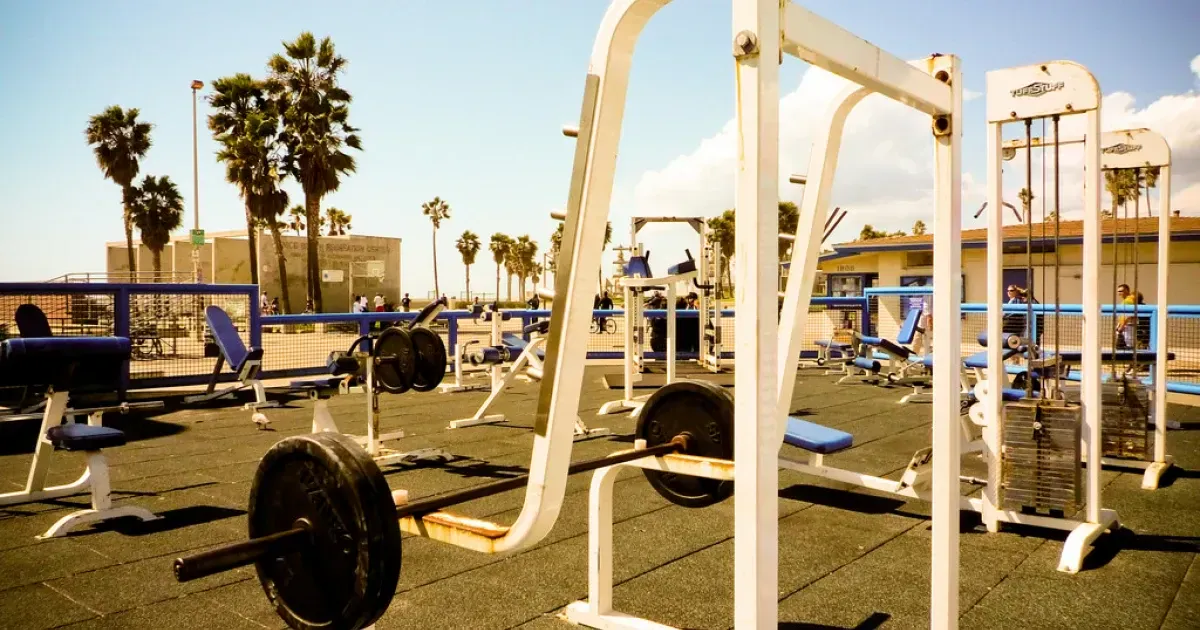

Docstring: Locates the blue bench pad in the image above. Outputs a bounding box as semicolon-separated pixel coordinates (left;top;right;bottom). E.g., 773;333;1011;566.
784;417;854;454
47;424;126;451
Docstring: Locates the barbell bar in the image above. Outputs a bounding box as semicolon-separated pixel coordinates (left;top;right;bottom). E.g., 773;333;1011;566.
173;435;687;584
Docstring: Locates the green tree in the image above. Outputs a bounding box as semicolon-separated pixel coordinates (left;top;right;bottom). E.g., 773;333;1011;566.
513;235;539;301
325;207;352;235
488;233;512;302
209;73;275;286
912;220;927;236
706;203;798;294
85;106;153;275
456;230;482;302
858;224;906;240
421;197;451;298
129;175;184;279
267;32;362;312
258;187;294;312
287;205;306;234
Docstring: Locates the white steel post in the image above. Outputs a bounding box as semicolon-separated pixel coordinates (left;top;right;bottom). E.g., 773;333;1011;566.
929;54;962;630
731;0;780;627
1153;165;1171;465
983;119;1004;533
1082;109;1102;524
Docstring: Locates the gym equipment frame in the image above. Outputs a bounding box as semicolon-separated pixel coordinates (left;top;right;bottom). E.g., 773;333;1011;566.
981;61;1118;574
1000;128;1174;489
564;1;961;629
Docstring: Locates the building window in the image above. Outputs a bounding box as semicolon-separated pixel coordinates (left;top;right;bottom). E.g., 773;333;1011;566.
905;251;934;268
828;274;865;297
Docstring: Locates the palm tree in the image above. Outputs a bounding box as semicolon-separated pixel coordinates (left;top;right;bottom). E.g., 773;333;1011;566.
287;205;306;234
259;187;294;313
267;32;363;313
325;207;352;235
513;235;538;301
456;230;482;302
85;106;154;275
129;175;184;280
208;73;274;284
422;197;451;298
489;233;512;303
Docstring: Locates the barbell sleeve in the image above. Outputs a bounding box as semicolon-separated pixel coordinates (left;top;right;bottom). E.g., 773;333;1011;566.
550;211;566;221
562;125;579;138
174;523;311;582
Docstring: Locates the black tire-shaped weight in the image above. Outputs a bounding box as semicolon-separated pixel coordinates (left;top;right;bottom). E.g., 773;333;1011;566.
635;379;735;508
408;326;447;392
248;432;402;630
374;327;416;394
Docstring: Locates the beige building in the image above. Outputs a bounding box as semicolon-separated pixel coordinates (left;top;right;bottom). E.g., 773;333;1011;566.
811;216;1200;305
106;230;402;313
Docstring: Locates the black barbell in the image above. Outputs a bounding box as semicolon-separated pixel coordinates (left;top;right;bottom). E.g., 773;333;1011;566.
172;379;736;630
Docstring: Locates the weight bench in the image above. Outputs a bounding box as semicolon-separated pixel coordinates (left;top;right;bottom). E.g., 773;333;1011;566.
183;306;276;427
451;319;611;441
778;415;982;497
840;308;928;386
0;336;161;538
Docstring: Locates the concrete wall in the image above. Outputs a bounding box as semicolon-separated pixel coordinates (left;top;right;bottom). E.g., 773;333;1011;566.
107;232;401;313
258;232;402;313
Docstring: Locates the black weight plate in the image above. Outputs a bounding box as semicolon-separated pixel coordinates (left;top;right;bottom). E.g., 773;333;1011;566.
249;432;402;630
408;326;447;392
374;327;416;394
635;379;735;508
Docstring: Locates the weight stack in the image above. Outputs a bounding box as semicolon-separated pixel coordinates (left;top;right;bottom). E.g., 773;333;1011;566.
1101;378;1151;461
1000;400;1082;513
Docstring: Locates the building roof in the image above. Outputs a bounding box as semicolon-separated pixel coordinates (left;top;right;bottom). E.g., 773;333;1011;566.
830;216;1200;253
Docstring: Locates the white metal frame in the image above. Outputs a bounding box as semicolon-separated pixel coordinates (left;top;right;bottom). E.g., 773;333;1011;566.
440;306;507;397
981;61;1119;574
598;223;698;418
563;2;960;629
386;2;957;628
310;348;451;468
448;327;613;441
0;390;161;538
1000;128;1174;489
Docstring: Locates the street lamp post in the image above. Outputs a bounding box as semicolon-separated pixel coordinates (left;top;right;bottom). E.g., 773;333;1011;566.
191;80;204;283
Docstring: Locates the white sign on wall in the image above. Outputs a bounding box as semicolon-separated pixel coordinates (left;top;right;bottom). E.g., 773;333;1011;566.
322;269;345;283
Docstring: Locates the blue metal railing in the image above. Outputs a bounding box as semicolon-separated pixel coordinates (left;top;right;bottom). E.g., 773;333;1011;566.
4;283;1198;392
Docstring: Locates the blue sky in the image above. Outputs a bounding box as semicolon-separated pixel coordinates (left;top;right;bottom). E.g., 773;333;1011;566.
2;1;1198;295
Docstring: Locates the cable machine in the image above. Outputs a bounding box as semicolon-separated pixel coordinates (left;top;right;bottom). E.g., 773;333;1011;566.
999;128;1174;489
979;61;1120;573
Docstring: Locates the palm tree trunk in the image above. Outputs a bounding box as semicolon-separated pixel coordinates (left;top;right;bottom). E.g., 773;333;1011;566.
506;272;512;302
495;263;501;304
305;191;323;312
152;248;162;282
270;224;292;314
432;227;440;299
244;202;260;285
465;264;471;302
122;185;137;276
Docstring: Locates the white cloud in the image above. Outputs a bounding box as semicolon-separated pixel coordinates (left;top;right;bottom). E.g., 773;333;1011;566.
628;55;1200;251
963;88;982;102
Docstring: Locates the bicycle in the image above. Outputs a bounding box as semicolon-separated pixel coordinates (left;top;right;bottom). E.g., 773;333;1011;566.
590;317;616;334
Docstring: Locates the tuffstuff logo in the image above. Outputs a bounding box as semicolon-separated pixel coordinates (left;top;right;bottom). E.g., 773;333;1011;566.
1010;81;1065;98
1102;143;1142;155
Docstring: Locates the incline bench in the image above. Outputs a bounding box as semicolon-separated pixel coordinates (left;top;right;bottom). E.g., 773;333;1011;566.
184;305;277;427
